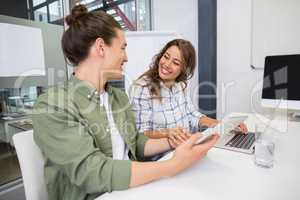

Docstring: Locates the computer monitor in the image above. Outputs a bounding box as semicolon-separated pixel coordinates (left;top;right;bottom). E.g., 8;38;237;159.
261;54;300;114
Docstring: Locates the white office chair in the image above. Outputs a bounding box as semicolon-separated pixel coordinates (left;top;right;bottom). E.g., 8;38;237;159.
13;130;48;200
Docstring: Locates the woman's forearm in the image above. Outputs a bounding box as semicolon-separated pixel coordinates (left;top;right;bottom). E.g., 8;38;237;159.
144;130;167;139
199;116;219;127
143;129;191;154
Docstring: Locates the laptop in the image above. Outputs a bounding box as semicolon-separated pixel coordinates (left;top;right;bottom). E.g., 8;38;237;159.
196;116;261;154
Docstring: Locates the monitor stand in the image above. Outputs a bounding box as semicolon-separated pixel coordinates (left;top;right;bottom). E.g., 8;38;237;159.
290;111;300;122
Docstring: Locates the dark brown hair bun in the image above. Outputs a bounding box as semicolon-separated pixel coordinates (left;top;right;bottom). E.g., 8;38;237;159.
65;4;88;26
62;4;121;66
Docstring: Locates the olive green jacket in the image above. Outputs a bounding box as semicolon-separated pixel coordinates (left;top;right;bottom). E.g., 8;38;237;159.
32;76;149;200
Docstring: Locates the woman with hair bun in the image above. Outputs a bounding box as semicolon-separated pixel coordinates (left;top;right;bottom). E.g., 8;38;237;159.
32;5;219;200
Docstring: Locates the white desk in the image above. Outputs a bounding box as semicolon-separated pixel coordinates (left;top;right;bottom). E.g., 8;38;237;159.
97;114;300;200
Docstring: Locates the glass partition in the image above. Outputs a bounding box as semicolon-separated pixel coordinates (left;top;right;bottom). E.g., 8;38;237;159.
71;0;151;31
0;0;66;189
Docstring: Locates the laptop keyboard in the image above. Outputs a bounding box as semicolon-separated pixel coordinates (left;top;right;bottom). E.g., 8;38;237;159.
225;132;255;149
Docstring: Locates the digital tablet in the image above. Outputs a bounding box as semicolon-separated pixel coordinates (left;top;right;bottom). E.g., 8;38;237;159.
195;116;248;145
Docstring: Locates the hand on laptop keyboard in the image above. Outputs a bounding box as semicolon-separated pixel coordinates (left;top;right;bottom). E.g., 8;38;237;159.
233;123;248;134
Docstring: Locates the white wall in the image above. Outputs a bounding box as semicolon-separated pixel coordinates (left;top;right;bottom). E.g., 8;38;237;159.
217;0;300;119
217;0;254;119
151;0;199;106
252;0;300;69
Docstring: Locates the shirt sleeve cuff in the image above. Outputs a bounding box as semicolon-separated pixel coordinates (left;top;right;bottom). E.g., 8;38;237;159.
191;112;206;131
136;133;149;160
111;160;132;190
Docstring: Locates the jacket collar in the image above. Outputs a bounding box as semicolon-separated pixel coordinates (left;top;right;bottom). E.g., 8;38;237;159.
68;75;113;101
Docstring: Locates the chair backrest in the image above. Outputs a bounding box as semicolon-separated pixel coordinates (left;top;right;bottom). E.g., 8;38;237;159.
13;130;48;200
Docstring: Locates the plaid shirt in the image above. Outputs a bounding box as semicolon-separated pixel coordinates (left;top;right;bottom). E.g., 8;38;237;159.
129;77;204;133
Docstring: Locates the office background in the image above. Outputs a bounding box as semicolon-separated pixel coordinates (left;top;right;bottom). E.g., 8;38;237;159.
0;0;299;199
217;0;300;119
